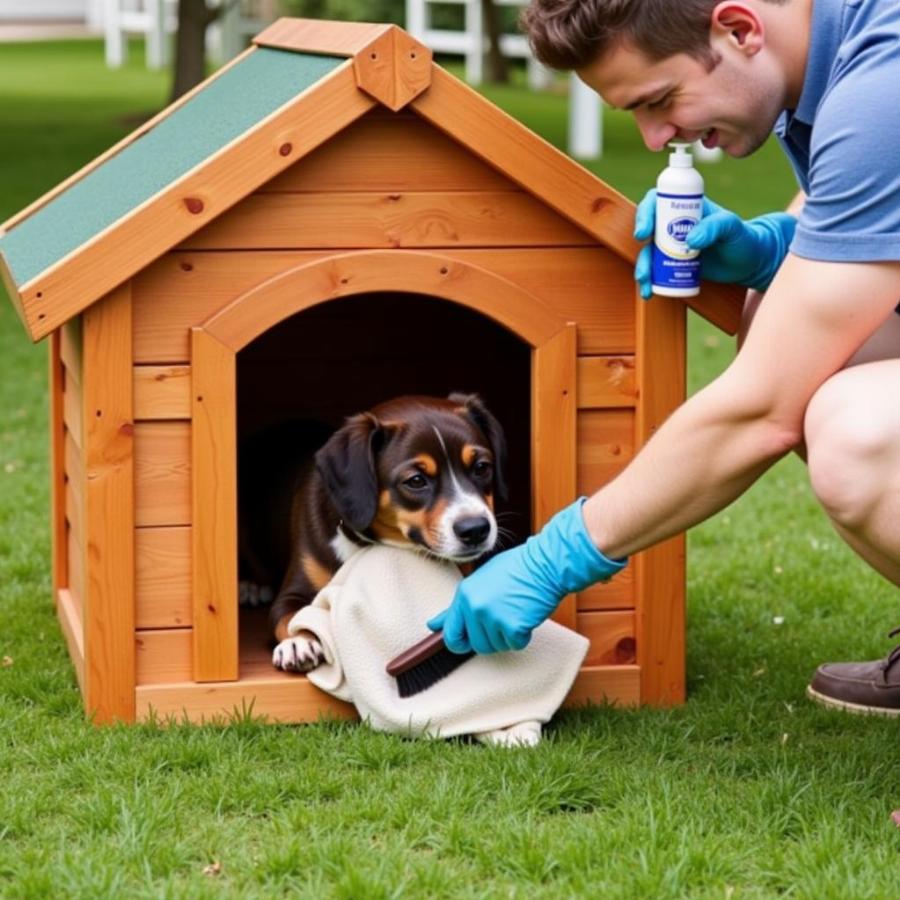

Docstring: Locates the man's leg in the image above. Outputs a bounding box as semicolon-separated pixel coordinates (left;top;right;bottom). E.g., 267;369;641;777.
802;351;900;716
740;297;900;714
804;357;900;586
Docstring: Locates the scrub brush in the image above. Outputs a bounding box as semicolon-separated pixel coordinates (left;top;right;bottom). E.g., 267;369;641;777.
386;631;475;697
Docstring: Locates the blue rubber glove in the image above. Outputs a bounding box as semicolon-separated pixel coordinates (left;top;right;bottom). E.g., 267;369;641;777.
634;190;797;299
427;499;627;654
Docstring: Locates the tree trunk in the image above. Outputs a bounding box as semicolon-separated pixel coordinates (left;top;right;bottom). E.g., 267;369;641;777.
481;0;509;84
169;0;221;104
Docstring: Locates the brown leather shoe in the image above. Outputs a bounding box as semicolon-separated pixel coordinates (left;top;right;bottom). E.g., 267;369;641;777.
807;628;900;717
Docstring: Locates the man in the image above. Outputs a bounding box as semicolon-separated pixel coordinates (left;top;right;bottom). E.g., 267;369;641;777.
428;0;900;715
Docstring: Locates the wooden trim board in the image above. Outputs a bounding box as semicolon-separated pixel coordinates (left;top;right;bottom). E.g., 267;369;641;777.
634;286;687;705
202;250;566;352
135;664;639;723
533;324;578;629
191;330;239;682
81;284;135;722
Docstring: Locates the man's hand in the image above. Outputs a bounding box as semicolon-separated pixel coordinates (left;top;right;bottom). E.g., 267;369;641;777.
634;190;797;299
427;499;626;654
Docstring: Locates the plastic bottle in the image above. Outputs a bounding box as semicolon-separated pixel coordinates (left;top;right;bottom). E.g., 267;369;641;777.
651;143;703;297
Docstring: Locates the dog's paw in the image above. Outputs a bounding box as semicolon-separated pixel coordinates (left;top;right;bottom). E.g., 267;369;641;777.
272;632;324;673
239;580;273;608
474;720;542;748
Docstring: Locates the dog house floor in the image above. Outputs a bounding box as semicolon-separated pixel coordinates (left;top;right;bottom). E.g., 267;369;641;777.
133;604;640;724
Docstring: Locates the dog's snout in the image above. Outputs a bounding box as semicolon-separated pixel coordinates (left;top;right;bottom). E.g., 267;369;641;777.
453;516;491;547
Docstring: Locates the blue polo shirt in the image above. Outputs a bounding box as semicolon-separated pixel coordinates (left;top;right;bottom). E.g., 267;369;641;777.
774;0;900;262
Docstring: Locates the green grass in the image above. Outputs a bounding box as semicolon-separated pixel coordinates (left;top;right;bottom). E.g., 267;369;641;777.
1;40;899;899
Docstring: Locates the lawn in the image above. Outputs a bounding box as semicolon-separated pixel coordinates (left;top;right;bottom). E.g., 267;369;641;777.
1;38;899;899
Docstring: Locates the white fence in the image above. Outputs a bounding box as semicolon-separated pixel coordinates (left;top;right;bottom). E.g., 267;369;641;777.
103;0;277;69
0;0;101;19
405;0;603;158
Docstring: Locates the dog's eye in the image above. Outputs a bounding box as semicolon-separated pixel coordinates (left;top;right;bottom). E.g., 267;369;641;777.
472;460;493;478
403;473;429;491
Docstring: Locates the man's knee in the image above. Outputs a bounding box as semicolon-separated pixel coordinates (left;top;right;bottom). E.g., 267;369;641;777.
804;371;896;527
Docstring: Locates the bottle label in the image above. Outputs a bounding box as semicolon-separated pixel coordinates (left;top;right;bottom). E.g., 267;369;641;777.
652;192;702;290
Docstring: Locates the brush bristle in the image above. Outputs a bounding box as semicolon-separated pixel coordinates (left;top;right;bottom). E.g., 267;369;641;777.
395;646;475;698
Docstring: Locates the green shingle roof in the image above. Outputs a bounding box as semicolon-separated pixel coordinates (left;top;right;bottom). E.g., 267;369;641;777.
0;47;342;287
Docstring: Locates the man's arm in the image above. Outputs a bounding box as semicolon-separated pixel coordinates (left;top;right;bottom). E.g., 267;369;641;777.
785;191;806;216
431;254;900;655
584;254;900;558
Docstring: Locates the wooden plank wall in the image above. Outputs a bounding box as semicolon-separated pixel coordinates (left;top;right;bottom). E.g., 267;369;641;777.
131;107;642;687
133;370;193;685
59;319;85;673
54;321;86;693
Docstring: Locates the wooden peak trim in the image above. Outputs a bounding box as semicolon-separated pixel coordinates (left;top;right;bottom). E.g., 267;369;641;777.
252;18;394;56
253;19;432;111
353;27;432;111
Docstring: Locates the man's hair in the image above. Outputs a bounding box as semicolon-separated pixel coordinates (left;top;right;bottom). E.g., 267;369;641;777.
521;0;786;71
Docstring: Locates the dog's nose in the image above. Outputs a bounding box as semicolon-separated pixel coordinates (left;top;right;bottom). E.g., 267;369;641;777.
453;516;491;546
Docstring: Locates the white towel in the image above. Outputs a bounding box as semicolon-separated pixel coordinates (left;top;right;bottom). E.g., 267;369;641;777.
288;544;589;740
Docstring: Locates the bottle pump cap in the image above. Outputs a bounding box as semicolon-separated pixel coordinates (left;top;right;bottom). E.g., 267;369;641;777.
668;142;693;168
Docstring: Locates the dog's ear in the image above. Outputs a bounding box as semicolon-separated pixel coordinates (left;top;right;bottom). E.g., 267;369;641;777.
449;393;508;502
315;413;385;532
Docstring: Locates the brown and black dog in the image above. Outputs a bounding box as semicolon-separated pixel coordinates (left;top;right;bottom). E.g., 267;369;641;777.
238;394;507;673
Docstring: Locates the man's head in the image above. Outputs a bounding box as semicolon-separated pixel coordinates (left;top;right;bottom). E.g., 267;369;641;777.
523;0;801;158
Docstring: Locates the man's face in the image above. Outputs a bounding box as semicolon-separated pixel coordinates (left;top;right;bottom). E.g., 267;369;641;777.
577;36;786;158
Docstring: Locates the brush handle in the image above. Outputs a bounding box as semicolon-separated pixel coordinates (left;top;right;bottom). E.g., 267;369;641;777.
386;631;448;677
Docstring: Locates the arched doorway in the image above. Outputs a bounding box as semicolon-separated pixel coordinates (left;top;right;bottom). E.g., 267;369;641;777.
191;251;576;682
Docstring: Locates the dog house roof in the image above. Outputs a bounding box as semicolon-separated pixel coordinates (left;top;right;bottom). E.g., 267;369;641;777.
0;18;740;343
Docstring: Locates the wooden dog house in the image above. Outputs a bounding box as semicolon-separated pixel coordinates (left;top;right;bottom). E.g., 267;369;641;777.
0;19;741;724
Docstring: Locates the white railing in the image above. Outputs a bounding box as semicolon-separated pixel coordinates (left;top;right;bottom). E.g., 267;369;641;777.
103;0;277;70
406;0;604;157
406;0;551;89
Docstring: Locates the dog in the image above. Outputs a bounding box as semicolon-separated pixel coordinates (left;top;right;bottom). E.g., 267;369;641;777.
238;394;507;674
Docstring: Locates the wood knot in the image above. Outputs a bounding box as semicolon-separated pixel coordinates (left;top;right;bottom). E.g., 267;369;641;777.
279;142;293;157
184;197;204;215
180;261;194;272
615;637;636;663
386;194;402;202
591;198;608;214
119;423;134;438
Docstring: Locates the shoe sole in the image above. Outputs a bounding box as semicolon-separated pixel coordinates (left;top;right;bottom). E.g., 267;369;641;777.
806;685;900;718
